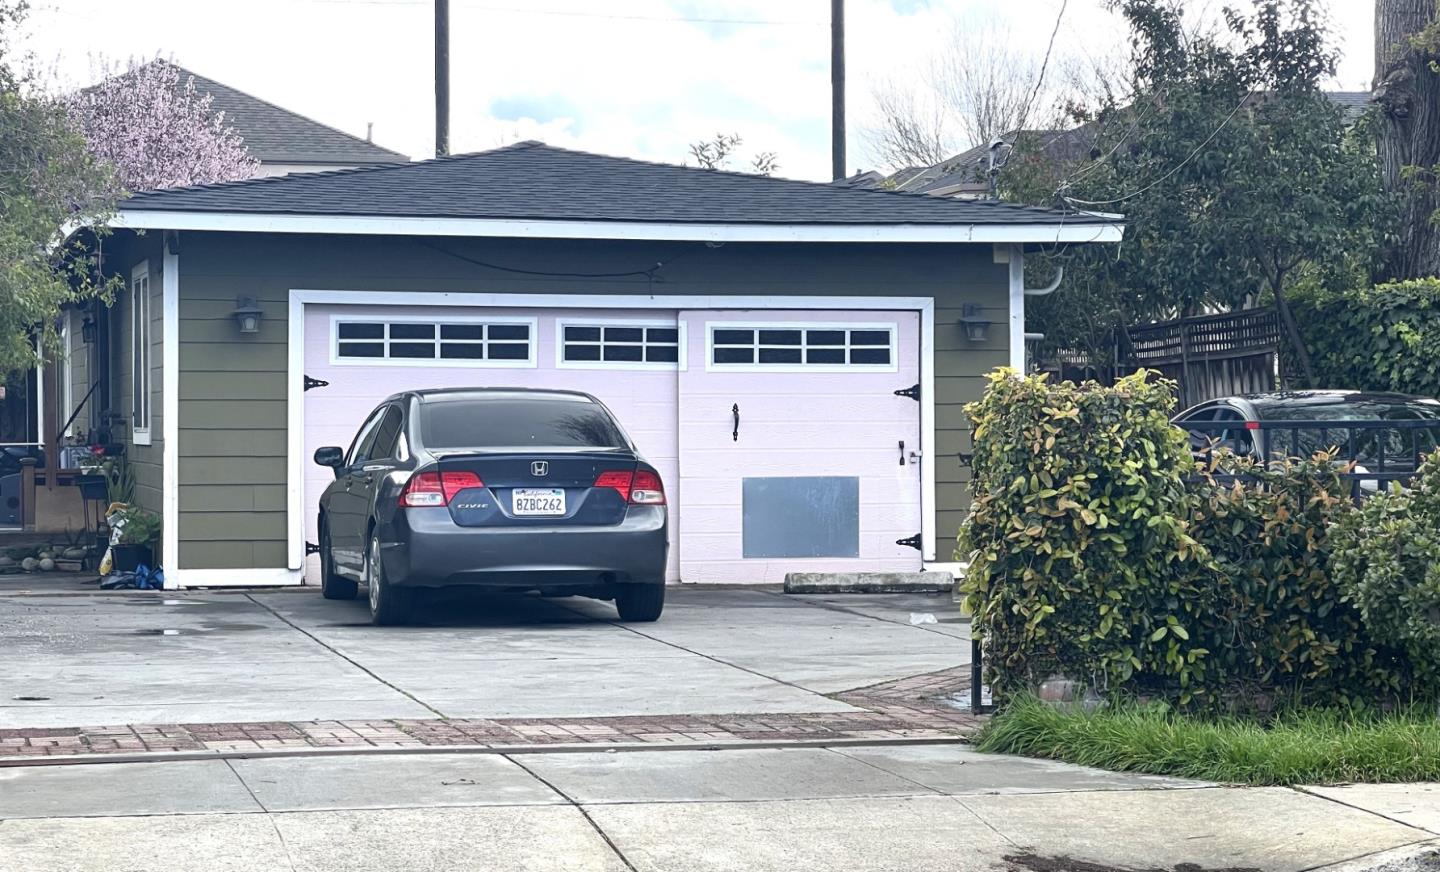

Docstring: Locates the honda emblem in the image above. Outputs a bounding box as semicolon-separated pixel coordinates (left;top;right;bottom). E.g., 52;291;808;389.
531;461;549;476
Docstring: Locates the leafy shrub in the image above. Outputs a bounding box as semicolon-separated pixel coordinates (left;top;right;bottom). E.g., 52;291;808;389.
1187;452;1414;706
960;369;1433;709
1332;452;1440;687
1291;279;1440;397
957;370;1210;698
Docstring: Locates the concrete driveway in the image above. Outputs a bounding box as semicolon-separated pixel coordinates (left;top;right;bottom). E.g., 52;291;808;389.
0;586;968;729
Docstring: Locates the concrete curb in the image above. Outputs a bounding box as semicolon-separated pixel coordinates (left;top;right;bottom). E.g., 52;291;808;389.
783;572;955;594
0;735;970;768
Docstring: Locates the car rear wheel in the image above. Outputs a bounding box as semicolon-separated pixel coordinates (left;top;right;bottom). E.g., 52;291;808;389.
366;532;414;626
614;583;664;622
319;523;358;601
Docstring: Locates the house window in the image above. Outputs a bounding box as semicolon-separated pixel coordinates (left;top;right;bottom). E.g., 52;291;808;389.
558;322;681;368
708;324;896;369
130;264;152;446
334;319;534;365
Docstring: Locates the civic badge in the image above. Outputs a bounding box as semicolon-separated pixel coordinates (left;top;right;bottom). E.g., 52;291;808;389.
531;461;549;476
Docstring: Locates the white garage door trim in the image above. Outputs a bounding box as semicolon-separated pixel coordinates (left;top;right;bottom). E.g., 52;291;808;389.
272;289;937;585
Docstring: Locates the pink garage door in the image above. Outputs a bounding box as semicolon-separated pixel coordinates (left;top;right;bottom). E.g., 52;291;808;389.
300;304;682;583
676;310;923;584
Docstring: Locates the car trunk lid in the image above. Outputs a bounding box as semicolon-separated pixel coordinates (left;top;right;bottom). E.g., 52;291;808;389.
434;451;639;526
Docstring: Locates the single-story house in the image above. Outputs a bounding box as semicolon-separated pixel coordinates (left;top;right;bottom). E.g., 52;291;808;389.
64;141;1122;588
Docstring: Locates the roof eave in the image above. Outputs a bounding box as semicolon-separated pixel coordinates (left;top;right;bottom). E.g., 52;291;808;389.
104;209;1125;245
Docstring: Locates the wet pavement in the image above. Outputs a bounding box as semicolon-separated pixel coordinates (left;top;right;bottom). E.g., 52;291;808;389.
0;586;968;728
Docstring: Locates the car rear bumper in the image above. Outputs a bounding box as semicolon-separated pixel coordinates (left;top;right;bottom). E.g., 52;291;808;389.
378;505;668;589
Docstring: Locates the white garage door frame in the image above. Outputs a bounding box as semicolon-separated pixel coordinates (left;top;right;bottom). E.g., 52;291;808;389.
249;289;936;588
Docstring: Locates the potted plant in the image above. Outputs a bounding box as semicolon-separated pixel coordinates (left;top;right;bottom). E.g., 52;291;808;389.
110;508;161;572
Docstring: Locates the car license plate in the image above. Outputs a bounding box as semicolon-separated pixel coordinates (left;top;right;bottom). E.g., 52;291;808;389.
512;488;566;516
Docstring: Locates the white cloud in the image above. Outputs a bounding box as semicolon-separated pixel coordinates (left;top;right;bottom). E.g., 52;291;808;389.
22;0;1376;182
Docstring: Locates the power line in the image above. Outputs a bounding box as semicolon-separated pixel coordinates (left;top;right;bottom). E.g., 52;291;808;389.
1060;88;1254;208
1014;0;1069;135
418;240;674;279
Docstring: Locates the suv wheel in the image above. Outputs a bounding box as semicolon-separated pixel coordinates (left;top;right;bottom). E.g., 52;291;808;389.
615;583;664;622
366;532;413;626
319;523;358;600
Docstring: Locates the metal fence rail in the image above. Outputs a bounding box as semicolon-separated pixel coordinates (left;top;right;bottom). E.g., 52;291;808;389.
1180;418;1440;501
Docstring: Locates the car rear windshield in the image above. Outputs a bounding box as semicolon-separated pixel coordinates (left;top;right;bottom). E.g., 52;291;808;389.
420;398;628;449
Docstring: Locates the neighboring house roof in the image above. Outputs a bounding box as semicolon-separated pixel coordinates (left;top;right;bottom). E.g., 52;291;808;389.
852;91;1370;199
118;142;1117;233
1325;90;1371;123
170;65;407;166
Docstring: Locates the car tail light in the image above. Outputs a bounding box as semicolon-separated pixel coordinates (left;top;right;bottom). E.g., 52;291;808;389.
593;469;666;505
630;469;665;505
400;470;483;507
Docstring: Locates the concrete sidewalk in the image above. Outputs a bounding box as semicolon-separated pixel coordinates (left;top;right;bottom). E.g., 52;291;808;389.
0;744;1435;872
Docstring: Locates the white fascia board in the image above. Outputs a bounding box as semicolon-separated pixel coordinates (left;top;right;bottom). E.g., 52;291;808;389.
109;210;1124;245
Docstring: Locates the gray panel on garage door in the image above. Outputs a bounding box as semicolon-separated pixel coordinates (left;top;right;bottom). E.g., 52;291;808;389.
742;476;859;559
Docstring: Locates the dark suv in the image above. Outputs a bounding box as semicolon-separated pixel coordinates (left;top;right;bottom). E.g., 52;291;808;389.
314;388;669;625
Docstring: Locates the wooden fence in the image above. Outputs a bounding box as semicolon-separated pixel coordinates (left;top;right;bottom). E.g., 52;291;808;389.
1035;307;1281;409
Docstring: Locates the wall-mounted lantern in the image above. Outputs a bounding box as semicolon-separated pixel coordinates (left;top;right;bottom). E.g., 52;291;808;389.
232;298;264;334
81;318;97;344
958;303;992;342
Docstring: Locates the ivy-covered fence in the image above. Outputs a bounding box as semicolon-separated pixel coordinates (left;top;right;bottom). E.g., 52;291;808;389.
1291;279;1440;399
958;369;1437;710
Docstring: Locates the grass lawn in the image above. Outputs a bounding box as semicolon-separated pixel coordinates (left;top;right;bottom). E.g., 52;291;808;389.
976;694;1440;786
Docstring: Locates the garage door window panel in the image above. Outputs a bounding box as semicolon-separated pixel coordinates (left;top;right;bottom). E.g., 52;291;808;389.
333;318;535;366
558;321;683;369
707;324;897;372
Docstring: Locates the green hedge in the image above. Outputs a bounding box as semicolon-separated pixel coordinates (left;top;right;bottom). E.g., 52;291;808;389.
1291;279;1440;398
957;370;1210;700
1332;452;1440;686
959;369;1433;710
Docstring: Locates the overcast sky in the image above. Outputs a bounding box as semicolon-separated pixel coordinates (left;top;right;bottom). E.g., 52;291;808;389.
23;0;1376;181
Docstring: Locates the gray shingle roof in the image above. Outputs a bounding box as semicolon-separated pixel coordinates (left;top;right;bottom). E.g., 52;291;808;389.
174;66;408;166
120;142;1112;227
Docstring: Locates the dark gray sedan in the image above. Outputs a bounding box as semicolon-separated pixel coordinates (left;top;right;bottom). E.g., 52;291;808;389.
313;388;669;625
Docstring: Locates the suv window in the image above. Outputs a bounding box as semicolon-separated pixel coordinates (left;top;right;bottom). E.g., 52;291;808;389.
420;397;627;449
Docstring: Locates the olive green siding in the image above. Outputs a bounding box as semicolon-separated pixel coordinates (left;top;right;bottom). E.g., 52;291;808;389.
174;232;1009;570
106;233;165;515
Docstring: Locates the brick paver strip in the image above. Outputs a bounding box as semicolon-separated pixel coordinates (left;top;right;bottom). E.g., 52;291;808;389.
0;666;980;760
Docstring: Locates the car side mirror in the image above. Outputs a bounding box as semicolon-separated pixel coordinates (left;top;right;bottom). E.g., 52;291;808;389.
314;446;345;476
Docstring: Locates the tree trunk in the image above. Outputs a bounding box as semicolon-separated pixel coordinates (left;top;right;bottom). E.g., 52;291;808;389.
1273;285;1315;387
1374;0;1440;280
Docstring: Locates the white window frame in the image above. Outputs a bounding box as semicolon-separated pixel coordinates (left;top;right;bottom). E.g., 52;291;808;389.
554;318;687;371
328;314;538;368
58;316;73;438
130;263;152;446
704;321;899;373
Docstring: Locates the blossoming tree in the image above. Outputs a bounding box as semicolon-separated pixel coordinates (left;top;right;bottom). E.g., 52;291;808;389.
68;59;258;192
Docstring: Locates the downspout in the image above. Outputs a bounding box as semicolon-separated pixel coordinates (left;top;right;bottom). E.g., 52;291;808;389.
1008;245;1066;373
1007;245;1026;372
1024;265;1064;296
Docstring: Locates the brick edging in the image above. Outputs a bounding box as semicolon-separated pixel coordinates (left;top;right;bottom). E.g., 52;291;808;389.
1;667;981;761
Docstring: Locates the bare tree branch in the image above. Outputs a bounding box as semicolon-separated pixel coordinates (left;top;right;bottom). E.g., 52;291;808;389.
862;79;951;170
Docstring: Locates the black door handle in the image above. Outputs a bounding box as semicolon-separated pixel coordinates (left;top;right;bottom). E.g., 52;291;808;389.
899;440;905;466
732;403;740;442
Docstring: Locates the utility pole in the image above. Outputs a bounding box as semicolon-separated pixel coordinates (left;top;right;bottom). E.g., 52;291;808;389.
434;0;450;157
830;0;845;180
